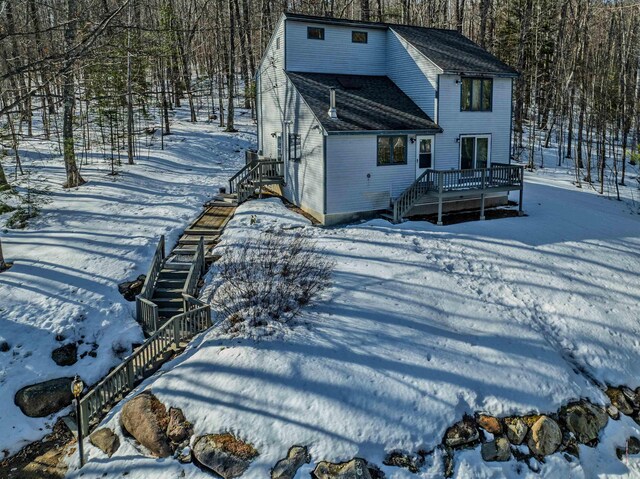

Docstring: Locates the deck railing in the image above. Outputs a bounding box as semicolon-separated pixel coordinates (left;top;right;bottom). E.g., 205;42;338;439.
182;237;205;309
135;235;165;330
393;164;524;222
79;297;211;437
230;159;285;204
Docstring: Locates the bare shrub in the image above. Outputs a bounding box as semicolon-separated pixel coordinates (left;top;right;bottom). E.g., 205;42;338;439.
211;231;333;335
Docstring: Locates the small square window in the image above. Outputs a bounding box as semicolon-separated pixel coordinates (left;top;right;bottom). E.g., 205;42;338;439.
307;27;325;40
352;31;368;43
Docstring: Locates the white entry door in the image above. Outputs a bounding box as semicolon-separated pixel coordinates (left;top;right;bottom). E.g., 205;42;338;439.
416;135;435;178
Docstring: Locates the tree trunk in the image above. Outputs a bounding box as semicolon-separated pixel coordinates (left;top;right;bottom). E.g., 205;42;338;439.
62;0;85;188
225;0;237;132
0;238;7;272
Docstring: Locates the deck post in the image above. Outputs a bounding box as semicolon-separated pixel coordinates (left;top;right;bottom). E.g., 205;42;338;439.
518;167;524;216
480;170;486;221
437;172;444;226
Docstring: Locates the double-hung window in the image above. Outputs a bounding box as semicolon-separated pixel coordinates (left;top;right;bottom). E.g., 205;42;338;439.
460;78;493;112
289;134;301;161
377;136;407;165
276;133;282;160
307;27;325;40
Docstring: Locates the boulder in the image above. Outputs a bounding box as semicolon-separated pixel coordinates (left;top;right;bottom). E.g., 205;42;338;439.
621;386;640;409
443;415;480;449
504;417;528;445
166;407;193;444
616;437;640;460
476;414;502;435
15;377;75;417
118;275;146;302
606;388;634;416
527;416;562;457
562;401;608;445
271;446;311;479
481;437;511;462
383;450;423;473
193;433;258;479
51;343;77;366
120;391;171;457
312;458;373;479
0;340;9;352
606;404;620;420
90;428;120;457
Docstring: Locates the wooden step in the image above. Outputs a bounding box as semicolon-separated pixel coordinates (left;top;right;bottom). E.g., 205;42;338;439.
158;269;189;279
154;287;183;298
158;307;184;319
183;228;222;236
163;259;191;270
156;278;185;289
179;235;220;245
153;297;184;308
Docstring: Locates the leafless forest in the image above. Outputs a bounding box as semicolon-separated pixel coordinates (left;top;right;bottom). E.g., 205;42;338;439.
0;0;639;191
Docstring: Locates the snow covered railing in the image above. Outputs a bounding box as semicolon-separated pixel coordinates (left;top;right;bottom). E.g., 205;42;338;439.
229;159;285;204
135;235;165;330
78;298;211;437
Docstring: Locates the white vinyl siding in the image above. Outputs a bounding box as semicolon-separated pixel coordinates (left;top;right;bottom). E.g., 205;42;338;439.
386;30;441;120
436;75;512;169
257;17;325;218
286;21;386;75
325;135;417;215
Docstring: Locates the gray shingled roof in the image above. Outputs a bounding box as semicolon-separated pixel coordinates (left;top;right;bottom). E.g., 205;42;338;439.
390;25;518;76
286;72;441;133
283;12;518;77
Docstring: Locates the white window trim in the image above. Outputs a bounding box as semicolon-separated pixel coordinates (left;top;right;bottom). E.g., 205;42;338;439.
458;134;492;169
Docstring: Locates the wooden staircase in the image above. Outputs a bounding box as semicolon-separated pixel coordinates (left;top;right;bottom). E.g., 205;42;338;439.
228;156;284;204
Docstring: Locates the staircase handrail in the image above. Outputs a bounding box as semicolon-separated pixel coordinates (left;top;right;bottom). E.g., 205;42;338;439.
392;169;434;222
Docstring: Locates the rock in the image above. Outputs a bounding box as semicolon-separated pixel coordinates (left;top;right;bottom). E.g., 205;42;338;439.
0;340;9;352
51;343;77;366
166;407;193;444
621;386;640;409
120;392;171;457
606;388;634;416
476;414;502;435
312;458;373;479
443;415;480;449
90;428;120;457
504;417;528;445
443;448;455;478
118;275;146;301
271;446;311;479
562;401;608;445
383;450;423;473
606;404;620;420
481;437;511;462
15;377;75;417
193;433;258;479
177;446;193;464
527;416;562;457
559;432;580;459
616;437;640;460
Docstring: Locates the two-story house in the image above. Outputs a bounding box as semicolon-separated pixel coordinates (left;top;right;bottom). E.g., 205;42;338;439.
229;12;524;225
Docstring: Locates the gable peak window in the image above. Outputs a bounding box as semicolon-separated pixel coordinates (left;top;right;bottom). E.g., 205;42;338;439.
461;78;493;112
307;27;325;40
352;31;368;43
377;136;407;166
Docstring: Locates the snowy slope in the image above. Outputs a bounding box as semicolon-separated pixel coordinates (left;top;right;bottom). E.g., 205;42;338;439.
66;169;640;478
0;109;254;455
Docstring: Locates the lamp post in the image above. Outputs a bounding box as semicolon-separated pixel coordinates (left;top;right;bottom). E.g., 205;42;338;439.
71;375;85;468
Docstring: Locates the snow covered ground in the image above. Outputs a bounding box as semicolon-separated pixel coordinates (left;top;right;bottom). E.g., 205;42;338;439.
66;163;640;478
0;108;254;455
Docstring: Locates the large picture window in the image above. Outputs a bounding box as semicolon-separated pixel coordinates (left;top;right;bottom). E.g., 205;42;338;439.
289;134;301;161
461;78;493;112
377;136;407;165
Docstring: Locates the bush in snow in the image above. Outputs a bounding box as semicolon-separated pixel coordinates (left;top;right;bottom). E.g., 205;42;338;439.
211;231;333;334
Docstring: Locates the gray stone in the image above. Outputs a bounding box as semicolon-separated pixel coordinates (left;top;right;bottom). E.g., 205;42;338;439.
0;340;9;352
527;416;562;457
14;377;75;417
271;446;311;479
312;458;373;479
193;433;258;479
90;428;120;457
476;414;502;435
166;407;192;444
505;417;528;445
606;388;634;416
382;450;423;473
621;386;640;409
51;343;77;367
118;275;146;302
120;392;171;458
481;437;511;462
443;415;480;449
563;401;608;445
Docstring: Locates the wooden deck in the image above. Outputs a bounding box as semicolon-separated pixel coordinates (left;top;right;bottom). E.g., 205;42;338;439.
173;202;236;256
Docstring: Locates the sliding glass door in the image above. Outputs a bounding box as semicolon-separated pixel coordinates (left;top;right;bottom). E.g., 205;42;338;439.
460;135;491;169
